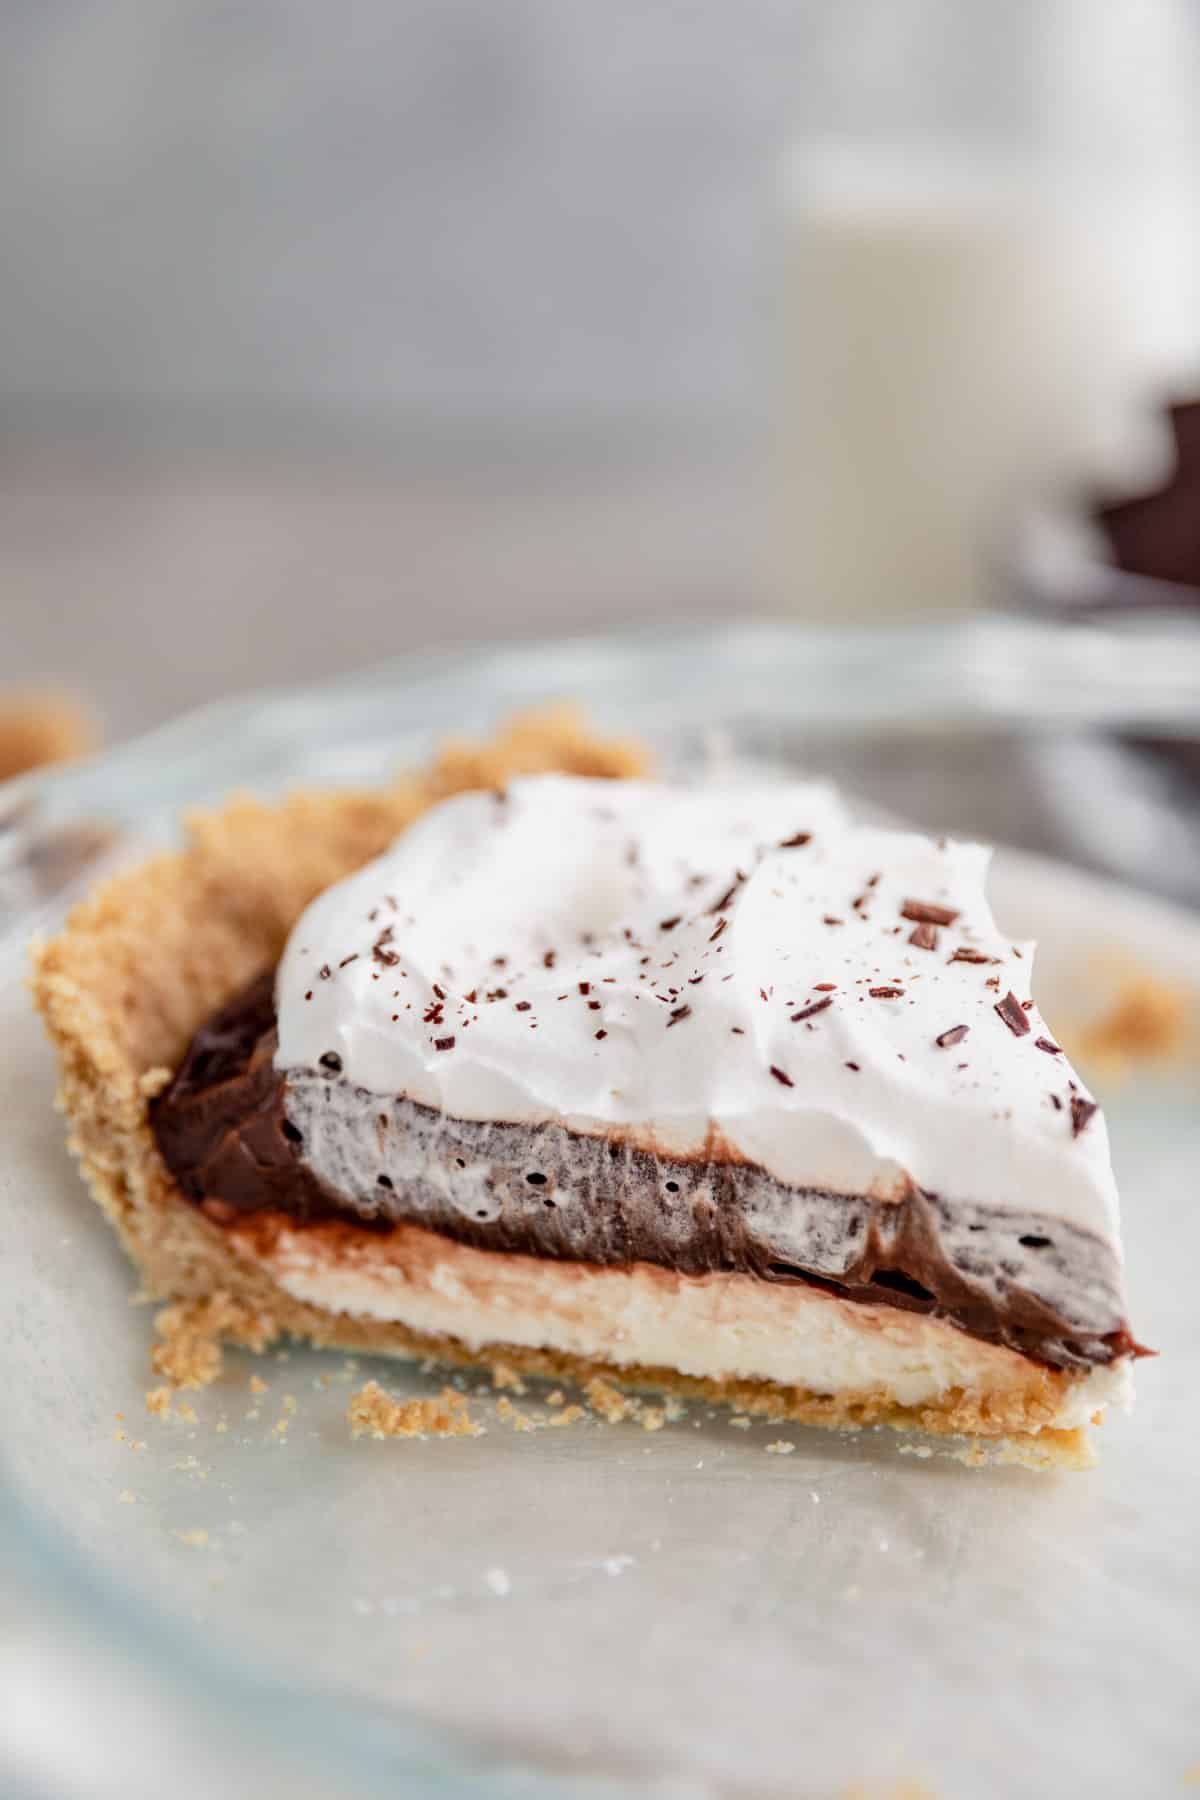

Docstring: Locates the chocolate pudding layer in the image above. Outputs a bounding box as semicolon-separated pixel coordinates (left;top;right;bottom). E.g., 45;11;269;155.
151;973;1138;1373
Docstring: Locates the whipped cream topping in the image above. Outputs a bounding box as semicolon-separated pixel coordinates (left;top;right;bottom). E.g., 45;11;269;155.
276;774;1120;1247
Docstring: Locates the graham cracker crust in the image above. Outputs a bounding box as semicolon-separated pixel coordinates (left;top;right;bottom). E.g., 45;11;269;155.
30;705;1102;1471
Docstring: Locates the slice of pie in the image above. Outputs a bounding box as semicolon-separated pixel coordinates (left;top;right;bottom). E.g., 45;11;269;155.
32;707;1143;1468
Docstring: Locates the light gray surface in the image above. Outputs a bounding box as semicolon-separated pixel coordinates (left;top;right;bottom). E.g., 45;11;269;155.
0;450;758;740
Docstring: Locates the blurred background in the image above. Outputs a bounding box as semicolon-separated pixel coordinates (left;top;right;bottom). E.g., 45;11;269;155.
2;0;1200;842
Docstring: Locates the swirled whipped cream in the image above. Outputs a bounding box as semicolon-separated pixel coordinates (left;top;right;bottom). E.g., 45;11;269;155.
275;774;1119;1244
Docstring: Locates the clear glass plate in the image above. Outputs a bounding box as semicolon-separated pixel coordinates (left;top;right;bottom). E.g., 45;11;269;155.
3;620;1198;1800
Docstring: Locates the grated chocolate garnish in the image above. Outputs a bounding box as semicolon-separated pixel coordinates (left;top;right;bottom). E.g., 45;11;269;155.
338;954;359;968
318;964;332;980
485;987;507;1002
514;1000;532;1012
595;1029;607;1040
823;915;843;927
935;1024;969;1049
908;921;939;951
778;831;812;848
994;990;1030;1037
1070;1095;1099;1138
707;872;745;914
869;986;904;999
543;951;556;969
949;946;994;965
1035;1036;1062;1055
845;1060;860;1071
659;916;682;933
1050;1093;1063;1110
791;995;833;1022
769;1065;794;1087
372;927;399;969
902;899;960;926
434;1036;456;1052
708;916;728;944
666;1004;692;1027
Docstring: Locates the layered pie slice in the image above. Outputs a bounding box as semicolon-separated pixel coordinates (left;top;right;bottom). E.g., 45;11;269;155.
33;709;1143;1468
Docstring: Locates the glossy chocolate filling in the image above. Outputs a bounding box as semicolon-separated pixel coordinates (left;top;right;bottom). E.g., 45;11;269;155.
151;972;1139;1372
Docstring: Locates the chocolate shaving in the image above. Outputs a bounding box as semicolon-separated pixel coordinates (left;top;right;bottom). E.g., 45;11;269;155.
337;954;359;969
594;1029;607;1040
949;946;994;965
372;927;399;969
707;873;745;915
869;986;904;999
708;917;728;944
423;1002;444;1025
791;996;833;1022
543;951;556;969
318;964;332;980
902;899;960;927
935;1024;969;1049
578;982;591;996
845;1060;860;1071
666;1005;692;1027
1050;1093;1063;1111
814;982;837;992
908;922;939;951
778;831;811;849
514;1000;532;1013
1070;1095;1099;1138
823;915;843;927
1035;1037;1062;1056
433;1036;456;1052
769;1065;794;1087
432;983;446;1001
485;987;507;1002
659;916;682;933
994;990;1030;1037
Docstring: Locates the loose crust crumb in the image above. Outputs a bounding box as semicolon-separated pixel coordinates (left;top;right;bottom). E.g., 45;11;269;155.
151;1294;276;1390
0;689;96;780
1079;975;1191;1074
348;1380;483;1440
584;1376;632;1423
144;1384;173;1418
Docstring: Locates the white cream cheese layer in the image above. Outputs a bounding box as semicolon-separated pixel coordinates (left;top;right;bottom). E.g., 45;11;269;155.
262;1226;1132;1432
275;774;1120;1250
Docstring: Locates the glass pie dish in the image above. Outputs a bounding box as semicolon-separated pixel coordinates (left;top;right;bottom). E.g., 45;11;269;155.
3;617;1199;1800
